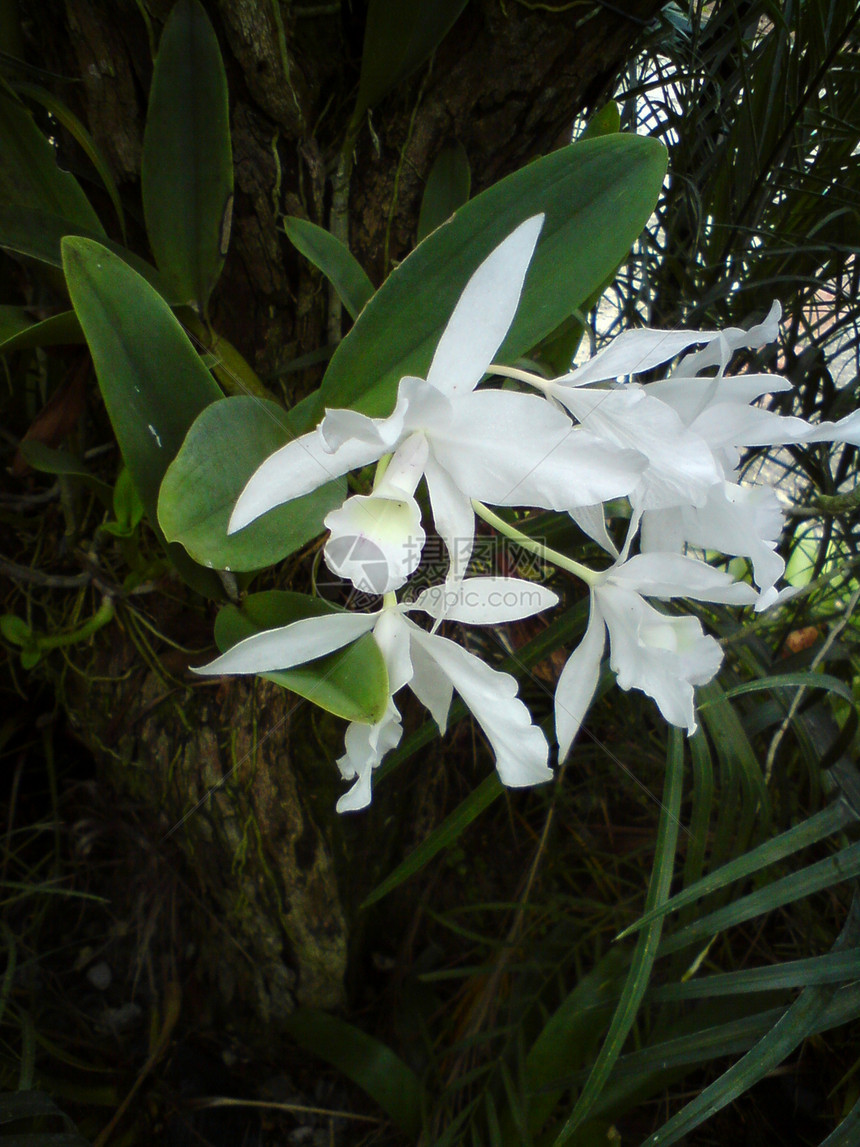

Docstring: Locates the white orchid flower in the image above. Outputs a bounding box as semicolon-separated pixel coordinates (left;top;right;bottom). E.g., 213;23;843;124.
555;553;757;760
641;479;787;610
538;303;793;513
228;215;644;588
194;578;557;812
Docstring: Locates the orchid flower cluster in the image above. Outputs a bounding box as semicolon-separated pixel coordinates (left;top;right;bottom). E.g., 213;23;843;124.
196;216;860;812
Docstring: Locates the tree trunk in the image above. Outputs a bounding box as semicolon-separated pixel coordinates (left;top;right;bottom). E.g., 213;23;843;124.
10;0;666;1029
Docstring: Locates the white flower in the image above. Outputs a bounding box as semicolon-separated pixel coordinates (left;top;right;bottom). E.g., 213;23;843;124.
544;303;793;512
228;216;644;585
555;553;757;760
194;578;558;811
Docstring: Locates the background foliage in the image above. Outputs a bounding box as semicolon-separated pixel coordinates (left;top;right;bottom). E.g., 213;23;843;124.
0;1;859;1144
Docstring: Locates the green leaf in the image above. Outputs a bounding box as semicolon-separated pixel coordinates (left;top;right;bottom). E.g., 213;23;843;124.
554;729;685;1143
17;441;112;503
284;1008;423;1137
0;310;82;353
417;140;471;243
640;895;860;1147
0;205;171;296
0;81;104;232
159;396;344;571
579;101;621;140
310;134;667;426
354;0;469;120
283;217;374;321
62;236;223;597
13;80;126;240
142;0;232;312
214;591;389;724
617;800;855;941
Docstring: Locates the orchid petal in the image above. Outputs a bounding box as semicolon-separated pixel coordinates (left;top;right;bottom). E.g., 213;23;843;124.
424;452;476;582
608;552;758;605
433;389;644;509
408;636;454;733
324;492;425;594
426;215;544;398
193;611;376;676
411;577;558;625
555;599;606;761
559;327;725;387
408;623;552;787
336;703;403;813
551;383;722;510
570;503;619;557
673;301;781;377
228;429;379;533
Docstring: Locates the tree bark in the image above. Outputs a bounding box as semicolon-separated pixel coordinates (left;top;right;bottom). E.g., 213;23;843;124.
11;0;666;1029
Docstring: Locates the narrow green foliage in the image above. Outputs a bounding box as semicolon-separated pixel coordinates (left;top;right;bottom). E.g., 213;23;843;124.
283;217;375;320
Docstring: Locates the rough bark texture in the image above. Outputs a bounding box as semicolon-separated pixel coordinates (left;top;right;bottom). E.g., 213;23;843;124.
12;0;666;1029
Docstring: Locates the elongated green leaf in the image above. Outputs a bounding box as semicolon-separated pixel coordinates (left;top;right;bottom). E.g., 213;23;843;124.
283;217;374;321
553;729;685;1144
142;0;232;312
309;134;667;426
417;140;471;242
659;839;860;958
62;237;222;596
214;591;389;724
618;800;855;940
18;441;112;503
354;0;469;120
820;1093;860;1147
0;310;82;352
14;80;125;240
651;949;860;1002
641;895;860;1147
284;1008;423;1137
0;82;103;232
159;396;344;570
362;773;502;908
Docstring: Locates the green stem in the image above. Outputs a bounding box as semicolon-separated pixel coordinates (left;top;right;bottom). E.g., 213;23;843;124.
471;501;599;586
487;362;552;390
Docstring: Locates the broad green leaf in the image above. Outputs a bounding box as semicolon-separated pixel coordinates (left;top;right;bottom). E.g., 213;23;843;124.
417;140;471;243
62;237;222;597
13;81;125;240
214;590;389;724
353;0;469;120
555;730;684;1144
310;134;667;426
0;81;104;233
0;206;171;296
142;0;232;312
0;310;82;353
159;396;344;570
283;217;374;321
284;1008;423;1137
